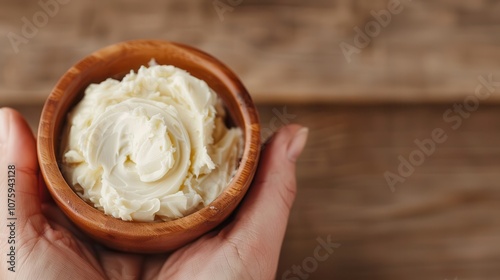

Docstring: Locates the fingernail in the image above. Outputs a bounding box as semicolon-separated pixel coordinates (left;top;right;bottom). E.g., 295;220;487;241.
287;127;308;162
0;108;10;145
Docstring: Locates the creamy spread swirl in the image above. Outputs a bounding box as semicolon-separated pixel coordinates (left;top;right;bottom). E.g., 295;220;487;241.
61;62;243;222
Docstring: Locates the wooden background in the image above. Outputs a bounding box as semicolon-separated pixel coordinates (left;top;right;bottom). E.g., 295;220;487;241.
1;0;500;104
3;0;500;279
11;102;500;280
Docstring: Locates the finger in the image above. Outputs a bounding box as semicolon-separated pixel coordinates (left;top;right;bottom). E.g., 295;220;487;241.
0;108;42;227
222;124;308;263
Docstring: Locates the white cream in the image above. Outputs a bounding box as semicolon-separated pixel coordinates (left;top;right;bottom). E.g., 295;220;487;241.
61;62;243;222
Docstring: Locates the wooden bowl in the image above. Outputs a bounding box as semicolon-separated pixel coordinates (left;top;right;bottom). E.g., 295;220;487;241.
37;40;260;253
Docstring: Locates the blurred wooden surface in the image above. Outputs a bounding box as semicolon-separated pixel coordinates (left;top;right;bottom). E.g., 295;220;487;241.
11;103;500;279
273;104;500;280
2;0;500;105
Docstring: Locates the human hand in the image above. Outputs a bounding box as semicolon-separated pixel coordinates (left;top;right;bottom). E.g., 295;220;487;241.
0;108;308;280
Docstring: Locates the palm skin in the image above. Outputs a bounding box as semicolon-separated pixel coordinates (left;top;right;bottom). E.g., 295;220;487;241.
0;108;307;280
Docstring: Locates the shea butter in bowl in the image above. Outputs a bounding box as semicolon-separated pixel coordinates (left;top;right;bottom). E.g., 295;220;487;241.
37;40;260;253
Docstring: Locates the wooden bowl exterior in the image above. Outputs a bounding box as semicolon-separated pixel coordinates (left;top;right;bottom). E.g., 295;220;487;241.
37;40;260;253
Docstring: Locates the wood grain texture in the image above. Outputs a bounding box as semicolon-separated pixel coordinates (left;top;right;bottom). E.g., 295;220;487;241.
36;40;260;253
1;0;500;105
255;104;500;280
15;102;500;278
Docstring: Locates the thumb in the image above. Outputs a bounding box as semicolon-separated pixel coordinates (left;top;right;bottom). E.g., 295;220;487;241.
224;124;308;271
251;124;308;215
0;108;42;234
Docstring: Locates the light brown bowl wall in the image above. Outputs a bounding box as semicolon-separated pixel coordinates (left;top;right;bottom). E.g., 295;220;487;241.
37;40;260;253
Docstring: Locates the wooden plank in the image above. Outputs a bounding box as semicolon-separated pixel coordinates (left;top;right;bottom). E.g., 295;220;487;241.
256;104;500;279
2;0;500;105
10;102;500;279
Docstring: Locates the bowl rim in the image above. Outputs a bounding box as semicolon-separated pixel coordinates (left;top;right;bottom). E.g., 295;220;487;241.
37;39;260;248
